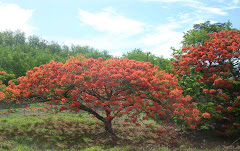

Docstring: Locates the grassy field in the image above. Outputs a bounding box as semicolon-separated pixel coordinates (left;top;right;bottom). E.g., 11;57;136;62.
0;104;239;151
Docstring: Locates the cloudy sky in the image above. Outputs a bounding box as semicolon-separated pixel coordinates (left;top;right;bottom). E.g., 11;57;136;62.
0;0;239;58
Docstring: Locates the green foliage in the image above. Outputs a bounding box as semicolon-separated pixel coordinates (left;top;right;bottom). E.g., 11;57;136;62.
122;49;173;72
0;30;112;78
182;20;236;46
70;45;112;60
176;68;205;99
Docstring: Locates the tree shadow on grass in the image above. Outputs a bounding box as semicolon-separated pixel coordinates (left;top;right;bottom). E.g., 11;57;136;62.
0;116;180;150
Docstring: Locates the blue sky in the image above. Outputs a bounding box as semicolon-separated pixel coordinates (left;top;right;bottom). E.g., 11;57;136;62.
0;0;239;58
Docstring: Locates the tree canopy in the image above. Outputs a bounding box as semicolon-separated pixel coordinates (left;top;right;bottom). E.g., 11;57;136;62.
5;56;201;133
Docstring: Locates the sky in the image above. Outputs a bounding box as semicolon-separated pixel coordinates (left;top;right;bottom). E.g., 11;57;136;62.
0;0;239;58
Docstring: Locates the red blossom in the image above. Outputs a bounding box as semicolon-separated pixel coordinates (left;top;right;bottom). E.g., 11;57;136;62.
237;96;240;101
156;129;165;134
227;107;233;112
209;89;216;93
202;112;211;118
217;105;222;111
59;106;68;112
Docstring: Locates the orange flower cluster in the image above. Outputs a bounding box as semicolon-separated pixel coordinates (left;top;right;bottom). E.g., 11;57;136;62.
202;112;211;118
0;72;16;101
173;30;240;84
0;80;4;101
6;56;200;129
0;91;5;101
0;71;6;75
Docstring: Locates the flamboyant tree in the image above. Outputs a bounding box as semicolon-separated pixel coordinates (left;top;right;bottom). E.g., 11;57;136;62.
172;30;240;135
0;71;11;101
6;56;200;133
0;80;5;101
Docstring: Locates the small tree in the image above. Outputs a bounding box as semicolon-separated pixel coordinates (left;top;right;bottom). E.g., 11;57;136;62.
7;56;200;134
172;30;240;135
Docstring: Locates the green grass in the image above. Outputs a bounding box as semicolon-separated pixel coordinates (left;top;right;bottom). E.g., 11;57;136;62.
0;106;173;150
0;104;239;151
0;113;101;150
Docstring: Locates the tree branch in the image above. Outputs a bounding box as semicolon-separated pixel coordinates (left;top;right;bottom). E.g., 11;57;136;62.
79;104;105;122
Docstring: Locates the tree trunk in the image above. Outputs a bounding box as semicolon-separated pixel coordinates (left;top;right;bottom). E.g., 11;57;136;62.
104;120;114;134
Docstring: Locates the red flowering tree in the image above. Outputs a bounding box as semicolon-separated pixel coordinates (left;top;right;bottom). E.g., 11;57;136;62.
0;71;15;102
6;56;200;133
0;80;5;101
0;71;14;114
172;30;240;135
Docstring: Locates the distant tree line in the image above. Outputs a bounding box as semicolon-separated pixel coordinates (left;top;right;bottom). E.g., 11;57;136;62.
0;30;112;78
122;49;173;73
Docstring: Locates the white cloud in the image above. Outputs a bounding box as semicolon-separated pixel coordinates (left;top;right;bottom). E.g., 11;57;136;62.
140;23;181;46
64;36;126;51
192;5;228;15
139;23;183;58
177;13;193;23
77;7;146;37
193;19;205;24
62;34;137;57
233;0;239;4
214;0;239;7
0;2;36;35
150;35;183;58
109;51;124;58
178;13;190;20
224;6;240;10
144;0;228;16
167;17;175;22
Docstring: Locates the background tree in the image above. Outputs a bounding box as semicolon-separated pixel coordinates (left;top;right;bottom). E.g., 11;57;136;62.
182;21;236;46
70;45;112;60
